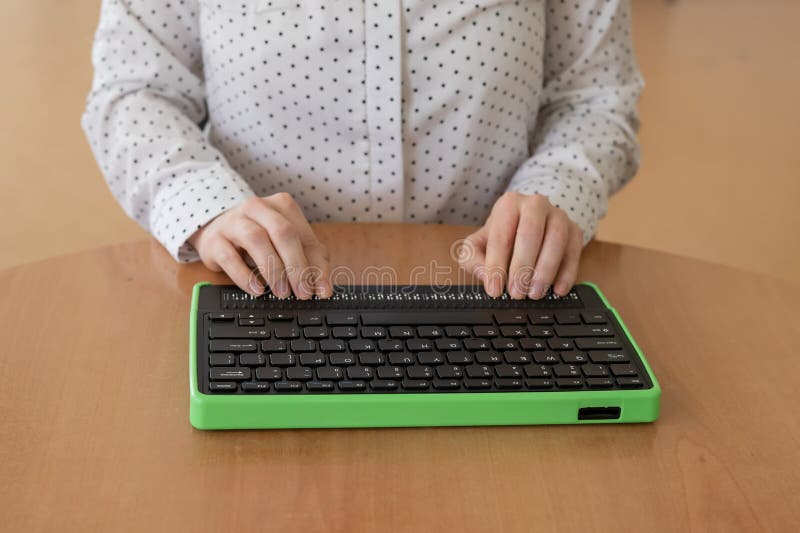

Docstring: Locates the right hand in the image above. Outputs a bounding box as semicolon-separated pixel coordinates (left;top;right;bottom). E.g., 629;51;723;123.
188;193;332;299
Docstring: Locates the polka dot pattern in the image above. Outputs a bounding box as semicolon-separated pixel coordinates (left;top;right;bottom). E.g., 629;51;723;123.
82;0;643;261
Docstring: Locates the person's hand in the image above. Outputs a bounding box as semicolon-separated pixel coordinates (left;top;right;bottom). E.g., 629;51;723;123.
188;193;332;299
458;192;583;299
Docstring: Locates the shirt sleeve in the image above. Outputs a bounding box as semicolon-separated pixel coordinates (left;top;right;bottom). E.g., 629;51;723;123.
506;0;644;244
81;0;255;262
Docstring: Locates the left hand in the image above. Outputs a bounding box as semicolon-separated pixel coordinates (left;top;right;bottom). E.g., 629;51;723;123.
458;192;584;299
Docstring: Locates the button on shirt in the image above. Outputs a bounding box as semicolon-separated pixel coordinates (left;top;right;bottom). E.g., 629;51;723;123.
82;0;643;262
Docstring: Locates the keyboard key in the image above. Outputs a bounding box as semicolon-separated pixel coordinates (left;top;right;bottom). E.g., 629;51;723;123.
388;353;415;366
555;378;583;389
547;338;574;350
444;326;470;337
495;364;523;378
317;367;344;381
267;312;294;321
417;351;445;365
503;351;532;364
554;311;581;324
519;338;547;351
209;340;257;352
332;326;357;339
494;311;528;324
274;325;300;339
302;326;328;339
575;338;622;350
464;379;492;390
274;381;303;392
209;325;270;339
388;326;414;338
491;338;517;351
472;325;498;337
610;364;638;377
306;381;334;392
349;339;376;352
581;311;607;324
290;339;316;352
377;366;404;380
586;378;614;389
433;379;460;390
338;380;367;392
435;338;461;351
464;338;491;350
553;364;581;378
298;313;323;326
358;352;386;366
286;367;313;381
407;366;434;379
525;378;554;389
446;351;473;364
407;339;434;352
495;378;523;390
299;353;326;366
500;325;527;337
476;351;503;364
533;352;560;364
209;382;237;392
209;312;235;321
320;339;346;352
588;350;630;364
347;366;374;380
209;353;235;367
582;364;609;377
329;354;356;366
528;313;554;325
239;317;265;327
417;326;443;338
554;325;614;337
242;382;270;393
361;326;386;339
269;353;296;367
561;351;589;364
326;311;358;325
210;368;251;381
524;365;552;378
378;339;404;352
436;365;464;379
370;380;399;391
527;326;554;338
240;353;266;367
261;339;287;352
465;365;493;378
617;377;645;388
255;367;282;381
402;379;430;391
361;311;493;325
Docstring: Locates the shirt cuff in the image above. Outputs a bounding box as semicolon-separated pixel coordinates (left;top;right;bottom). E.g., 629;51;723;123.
150;166;255;262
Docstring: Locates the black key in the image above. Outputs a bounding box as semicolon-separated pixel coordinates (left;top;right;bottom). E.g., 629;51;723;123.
268;311;294;321
436;365;464;379
519;338;547;351
553;364;581;378
586;378;614;389
582;364;609;377
476;351;503;365
286;367;313;381
209;382;237;392
290;339;316;352
329;354;357;366
358;352;386;366
332;326;357;339
504;351;532;364
347;366;374;380
533;352;560;364
528;313;554;325
298;314;323;326
406;366;434;380
500;325;527;338
495;364;523;378
238;313;263;321
444;326;470;337
378;339;404;352
610;364;638;377
209;353;235;367
255;367;282;381
464;338;491;351
240;353;266;367
241;382;270;393
388;353;415;366
320;339;346;352
326;311;358;325
388;326;414;338
317;367;344;381
525;378;554;389
209;340;257;352
548;338;574;350
417;326;443;338
588;350;630;364
491;338;517;351
274;381;303;392
465;365;493;378
209;312;235;321
303;326;328;339
349;339;376;352
377;366;404;380
554;311;581;324
261;339;287;352
306;381;335;392
495;378;523;390
209;325;270;339
401;379;429;391
581;311;607;324
494;311;528;324
269;353;296;367
524;365;552;378
370;380;399;391
555;378;583;389
617;376;645;388
361;326;386;339
464;379;492;390
239;317;265;327
417;351;445;365
575;338;622;350
561;351;589;364
473;325;498;337
434;338;461;351
446;351;473;364
210;368;251;381
338;380;367;391
528;326;554;338
433;379;460;390
299;353;326;366
554;325;614;337
407;339;434;352
274;325;300;339
361;311;493;326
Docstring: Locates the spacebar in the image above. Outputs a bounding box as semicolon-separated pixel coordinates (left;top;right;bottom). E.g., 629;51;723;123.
360;311;494;325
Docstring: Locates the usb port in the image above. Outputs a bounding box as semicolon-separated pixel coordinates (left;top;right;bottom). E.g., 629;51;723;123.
578;406;621;420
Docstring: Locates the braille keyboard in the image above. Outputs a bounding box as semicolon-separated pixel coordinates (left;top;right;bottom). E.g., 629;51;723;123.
190;282;661;429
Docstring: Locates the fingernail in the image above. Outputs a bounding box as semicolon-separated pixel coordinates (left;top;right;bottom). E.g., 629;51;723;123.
275;279;290;298
249;279;265;295
529;281;546;300
509;279;524;299
489;277;502;297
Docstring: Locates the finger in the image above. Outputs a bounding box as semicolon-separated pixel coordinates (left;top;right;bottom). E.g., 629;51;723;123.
553;224;583;296
212;239;260;297
223;217;289;298
484;200;521;297
457;228;488;280
529;211;570;300
507;204;547;299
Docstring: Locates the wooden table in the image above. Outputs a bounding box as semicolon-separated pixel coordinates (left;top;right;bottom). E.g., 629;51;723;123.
1;224;798;532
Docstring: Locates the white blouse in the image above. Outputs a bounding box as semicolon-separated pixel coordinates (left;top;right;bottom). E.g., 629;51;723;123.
82;0;643;262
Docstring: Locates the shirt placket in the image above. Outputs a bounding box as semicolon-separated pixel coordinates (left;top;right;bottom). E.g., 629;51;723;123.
363;0;404;221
